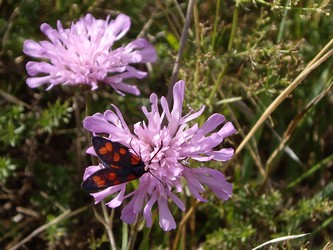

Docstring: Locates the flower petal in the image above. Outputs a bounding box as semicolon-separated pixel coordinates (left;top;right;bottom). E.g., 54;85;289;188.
111;14;131;40
106;186;126;208
83;115;115;135
26;76;52;88
121;196;137;224
167;190;185;211
143;190;158;227
91;184;126;204
158;198;176;231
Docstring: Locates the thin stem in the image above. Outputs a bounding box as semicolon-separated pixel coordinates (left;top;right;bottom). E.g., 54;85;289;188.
207;1;239;106
101;202;117;250
172;200;200;250
276;0;290;43
74;92;83;170
286;154;333;190
122;222;128;250
193;1;200;86
127;217;140;250
211;0;221;50
227;0;239;51
168;0;195;105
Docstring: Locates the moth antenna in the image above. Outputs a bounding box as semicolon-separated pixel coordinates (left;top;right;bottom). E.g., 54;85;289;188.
129;138;141;157
148;169;167;188
148;141;163;165
147;141;165;187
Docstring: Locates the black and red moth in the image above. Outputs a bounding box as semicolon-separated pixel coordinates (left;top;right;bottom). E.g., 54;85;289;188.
81;137;147;191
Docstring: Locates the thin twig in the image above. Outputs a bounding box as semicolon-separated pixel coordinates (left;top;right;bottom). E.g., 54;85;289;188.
0;89;31;109
1;7;19;55
167;0;195;105
8;206;88;250
40;191;67;212
172;200;200;250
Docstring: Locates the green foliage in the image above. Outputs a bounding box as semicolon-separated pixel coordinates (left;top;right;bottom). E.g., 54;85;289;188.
36;99;72;133
201;185;333;249
0;105;26;146
45;214;68;248
0;156;16;184
205;224;255;250
1;0;333;249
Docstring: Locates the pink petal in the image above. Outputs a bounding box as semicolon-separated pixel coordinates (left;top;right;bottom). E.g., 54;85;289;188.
208;148;235;161
133;184;148;213
158;198;176;231
83;116;114;134
26;76;52;88
167;190;185;211
104;77;141;95
106;187;126;208
181;105;205;124
195;167;233;200
183;168;207;202
83;165;101;180
171;80;185;120
111;14;131;40
125;38;157;63
143;191;158;227
91;184;126;204
26;61;53;75
218;121;237;138
121;196;137;224
23;40;45;57
198;114;225;135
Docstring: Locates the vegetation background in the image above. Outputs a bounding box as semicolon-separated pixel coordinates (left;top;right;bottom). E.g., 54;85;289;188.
1;0;333;249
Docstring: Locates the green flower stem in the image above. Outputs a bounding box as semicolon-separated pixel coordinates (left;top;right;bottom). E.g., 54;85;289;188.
101;201;117;250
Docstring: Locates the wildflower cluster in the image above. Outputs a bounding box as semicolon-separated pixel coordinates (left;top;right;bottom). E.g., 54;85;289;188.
83;80;235;230
23;14;157;95
25;13;235;231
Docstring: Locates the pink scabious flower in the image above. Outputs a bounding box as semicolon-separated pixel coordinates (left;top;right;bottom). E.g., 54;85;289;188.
23;13;157;95
83;80;236;231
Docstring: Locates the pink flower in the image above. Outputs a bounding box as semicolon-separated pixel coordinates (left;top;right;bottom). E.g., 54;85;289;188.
23;13;157;95
83;80;236;231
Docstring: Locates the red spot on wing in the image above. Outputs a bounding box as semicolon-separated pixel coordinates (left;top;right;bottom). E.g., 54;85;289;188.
92;176;106;188
111;164;122;169
113;152;120;162
131;154;140;165
119;148;127;155
99;142;113;155
105;142;113;151
99;147;108;155
108;172;117;181
83;137;150;191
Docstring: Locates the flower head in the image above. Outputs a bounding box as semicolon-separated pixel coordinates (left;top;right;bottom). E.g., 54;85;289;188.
83;80;236;231
23;13;157;95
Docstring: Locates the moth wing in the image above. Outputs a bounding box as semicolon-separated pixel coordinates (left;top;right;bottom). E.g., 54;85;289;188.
92;137;143;167
81;166;140;191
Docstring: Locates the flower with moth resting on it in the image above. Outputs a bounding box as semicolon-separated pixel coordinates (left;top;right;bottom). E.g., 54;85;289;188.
83;80;236;231
23;13;157;95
